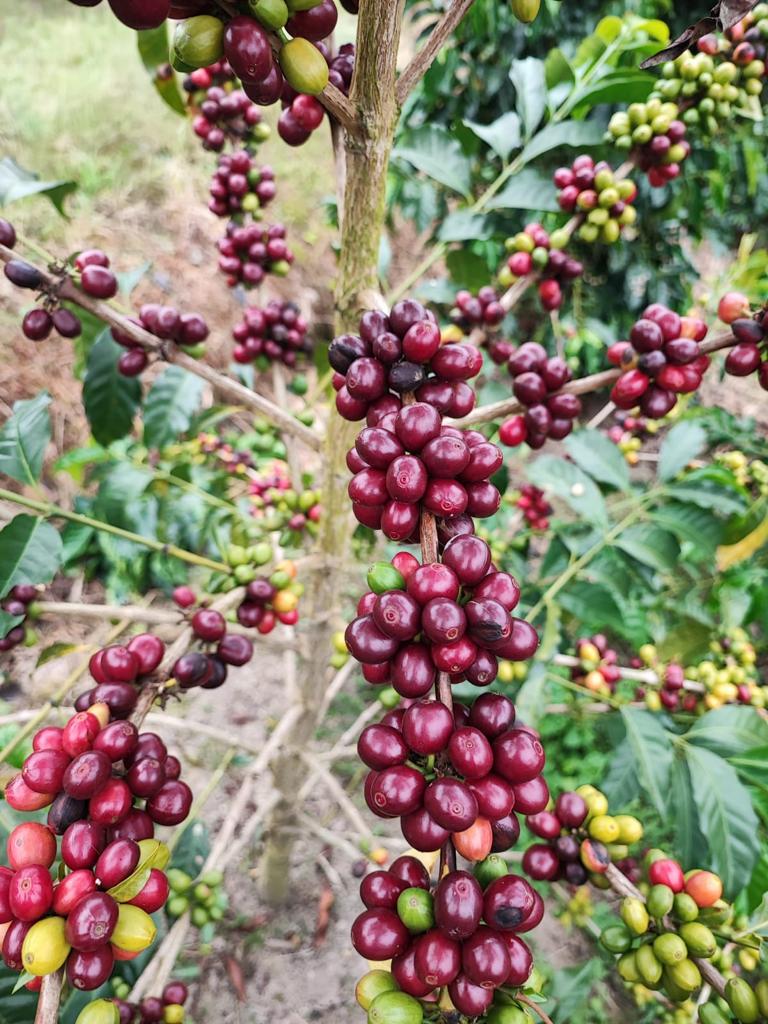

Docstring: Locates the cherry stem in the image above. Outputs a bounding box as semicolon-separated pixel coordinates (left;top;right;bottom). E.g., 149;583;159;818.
518;994;556;1024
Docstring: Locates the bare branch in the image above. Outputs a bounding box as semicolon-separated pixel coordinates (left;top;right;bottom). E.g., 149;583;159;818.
396;0;476;105
0;243;322;451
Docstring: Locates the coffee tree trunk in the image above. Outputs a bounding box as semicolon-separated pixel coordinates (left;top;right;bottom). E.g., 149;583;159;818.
259;0;406;903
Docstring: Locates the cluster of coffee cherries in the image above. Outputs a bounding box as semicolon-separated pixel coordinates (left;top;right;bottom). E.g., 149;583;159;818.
359;691;548;858
570;634;621;696
716;448;768;497
112;301;209;378
329;300;483;422
89;980;189;1024
172;604;257;688
607;100;690;187
353;852;541;1021
347;402;502;540
553;158;638;245
515;485;551;531
652;40;765;136
231;299;310;367
449;287;506;332
346;547;539;691
73;635;167;720
605;410;659;466
497;342;582;450
217;220;294;288
1;703;192;990
599;854;767;1020
247;467;322;538
208;151;276;218
607;304;709;417
718;292;768;390
0;583;38;653
1;219;84;343
185;62;271;152
166;866;226;929
499;224;584;312
523;785;643;887
279;42;355;146
184;557;299;632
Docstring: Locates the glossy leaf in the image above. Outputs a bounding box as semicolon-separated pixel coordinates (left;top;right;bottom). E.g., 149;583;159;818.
137;27;186;116
0;516;63;599
687;707;768;758
527;455;607;525
0;157;76;217
483;169;560;213
615;524;679;572
686;744;759;896
463;112;521;160
393;126;473;197
620;707;673;816
564;429;630;490
0;393;52;485
143;366;205;449
108;839;170;902
602;740;641;806
509;58;547;137
519;119;605;166
658;421;708;481
82;330;142;446
0;610;23;640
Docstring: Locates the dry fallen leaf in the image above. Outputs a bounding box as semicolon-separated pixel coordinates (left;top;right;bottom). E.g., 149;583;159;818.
313;884;335;948
225;954;247;1003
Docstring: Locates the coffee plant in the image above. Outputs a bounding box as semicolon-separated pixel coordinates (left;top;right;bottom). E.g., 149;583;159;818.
2;1;768;1022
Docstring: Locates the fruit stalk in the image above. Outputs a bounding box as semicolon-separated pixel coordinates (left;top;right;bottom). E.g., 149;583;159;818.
0;242;322;451
0;486;232;574
396;0;476;104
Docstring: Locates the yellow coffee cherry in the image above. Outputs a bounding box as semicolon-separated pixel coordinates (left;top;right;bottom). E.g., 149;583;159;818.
615;815;644;844
589;815;620;843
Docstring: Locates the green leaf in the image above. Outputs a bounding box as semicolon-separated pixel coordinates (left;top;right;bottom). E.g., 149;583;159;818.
615;524;679;572
36;642;84;668
549;959;606;1020
0;516;63;599
82;330;142;446
483;169;561;213
572;69;653;110
143;366;205;449
509;58;547;137
602;740;640;807
519;120;605;167
564;429;630;490
137;27;186;116
0;393;52;486
594;15;624;41
526;455;607;525
11;972;35;996
620;707;673;816
651;502;723;552
108;839;170;902
544;48;575;89
437;210;493;243
514;662;547;727
658;422;708;481
393;125;473;197
739;889;768;937
0;157;76;217
0;610;23;640
463;112;521;161
668;755;703;867
666;467;748;516
445;249;492;291
687;707;768;758
686;744;759;895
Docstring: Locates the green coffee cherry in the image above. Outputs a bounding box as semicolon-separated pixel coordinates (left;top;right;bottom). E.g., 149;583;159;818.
666;957;701;992
636;943;663;987
475;855;508;889
679;922;716;958
725;978;760;1023
672;892;699;922
172;16;224;69
699;1004;732;1024
397;888;434;934
600;924;633;954
279;38;329;96
620;897;649;935
355;972;399;1011
75;1002;120;1024
616;951;639;982
250;0;289;28
653;932;687;965
647;883;675;918
367;562;405;594
367;991;424;1024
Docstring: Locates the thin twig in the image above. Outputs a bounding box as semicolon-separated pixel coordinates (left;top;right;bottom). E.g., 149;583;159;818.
0;243;322;451
518;994;556;1024
396;0;476;105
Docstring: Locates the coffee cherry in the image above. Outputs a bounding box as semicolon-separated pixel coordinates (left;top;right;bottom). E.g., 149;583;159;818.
80;264;118;299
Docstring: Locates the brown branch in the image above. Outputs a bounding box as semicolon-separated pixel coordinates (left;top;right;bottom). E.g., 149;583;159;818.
396;0;476;105
518;994;556;1024
450;329;740;428
0;244;322;451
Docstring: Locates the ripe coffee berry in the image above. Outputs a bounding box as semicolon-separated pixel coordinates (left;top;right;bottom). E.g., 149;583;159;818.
553;156;637;244
500;342;581;450
217;220;294;288
500;223;583;313
231;299;310;367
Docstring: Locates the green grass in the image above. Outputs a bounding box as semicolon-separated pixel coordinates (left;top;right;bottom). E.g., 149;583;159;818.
0;0;342;251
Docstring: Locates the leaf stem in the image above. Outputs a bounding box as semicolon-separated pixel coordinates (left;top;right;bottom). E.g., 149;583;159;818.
0;486;232;574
